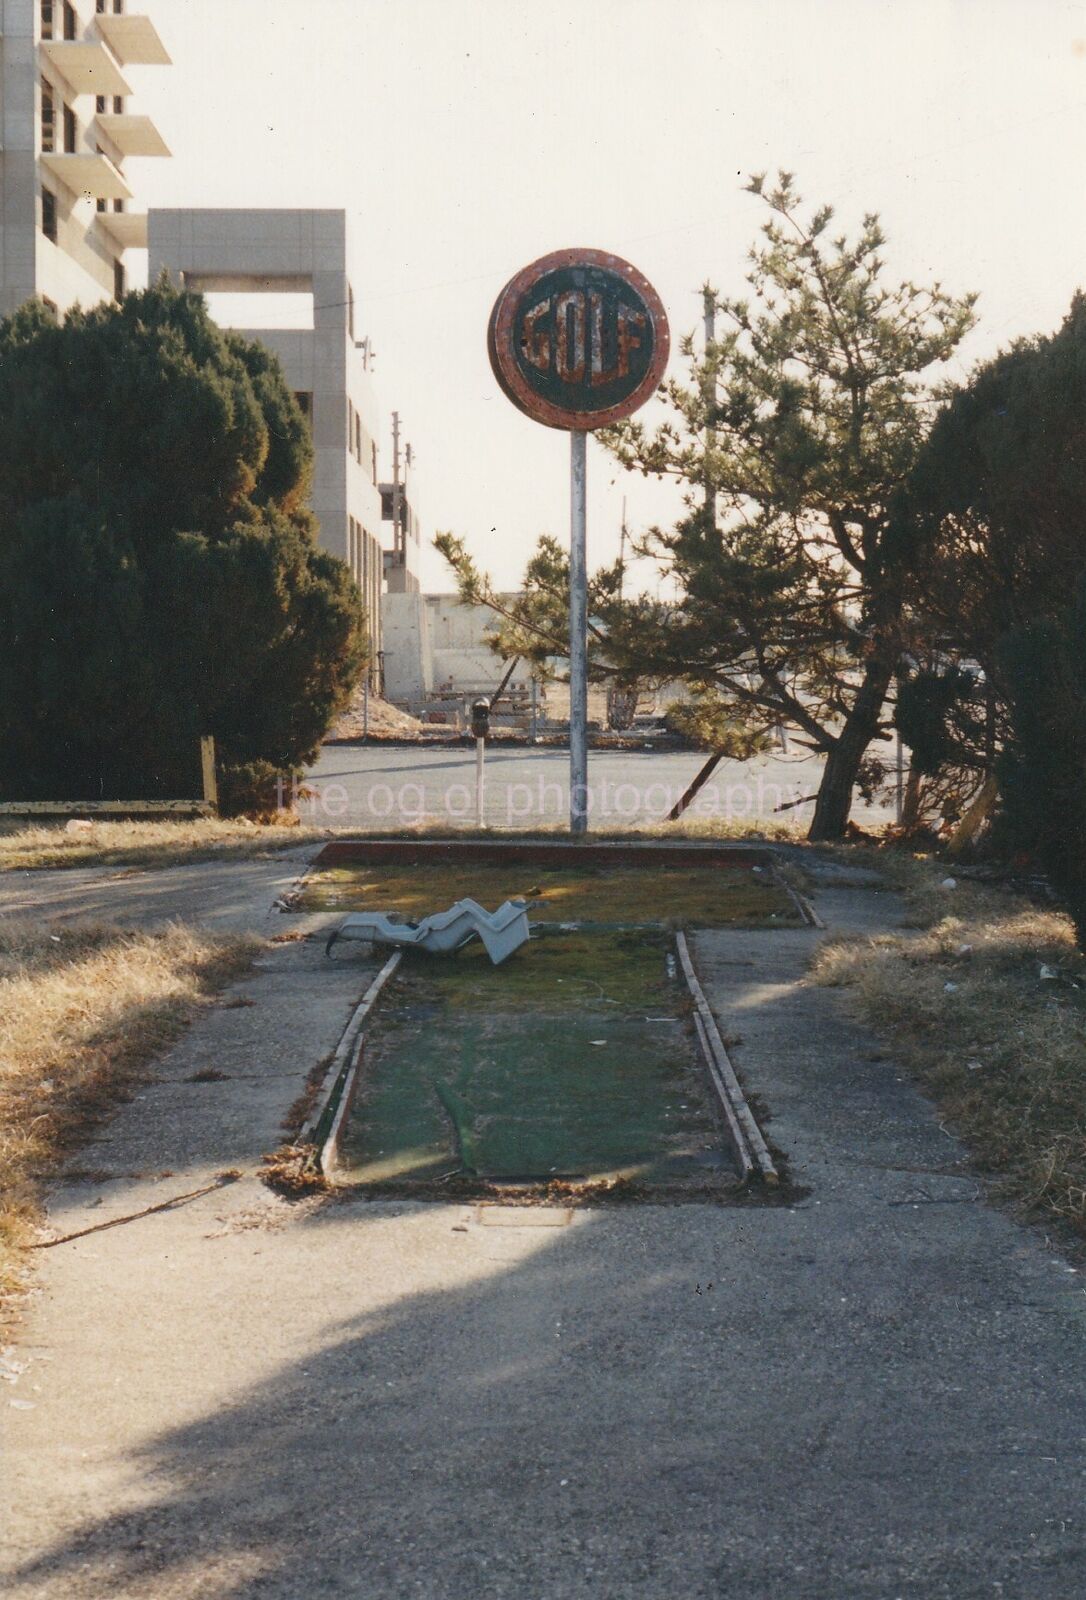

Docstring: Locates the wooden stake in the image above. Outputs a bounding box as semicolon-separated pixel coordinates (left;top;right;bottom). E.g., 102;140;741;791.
200;736;219;812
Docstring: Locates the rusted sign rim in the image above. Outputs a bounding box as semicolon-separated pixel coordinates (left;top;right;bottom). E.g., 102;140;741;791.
488;247;670;431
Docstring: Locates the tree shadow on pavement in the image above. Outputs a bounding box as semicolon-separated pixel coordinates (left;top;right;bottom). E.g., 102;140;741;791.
6;1189;1086;1600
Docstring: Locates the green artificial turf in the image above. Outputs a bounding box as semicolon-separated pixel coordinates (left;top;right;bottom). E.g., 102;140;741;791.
339;929;736;1192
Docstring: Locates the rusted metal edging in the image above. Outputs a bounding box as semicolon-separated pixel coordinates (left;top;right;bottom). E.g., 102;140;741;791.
770;865;825;930
299;950;403;1165
320;1039;366;1178
691;1011;754;1182
676;931;778;1184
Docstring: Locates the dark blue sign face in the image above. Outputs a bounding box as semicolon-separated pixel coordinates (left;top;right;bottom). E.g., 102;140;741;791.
511;264;656;416
489;249;670;431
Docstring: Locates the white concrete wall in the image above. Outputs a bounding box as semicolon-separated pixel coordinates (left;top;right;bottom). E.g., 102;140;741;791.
382;592;524;708
345;332;382;641
425;594;503;691
148;208;385;658
430;647;506;692
382;591;433;704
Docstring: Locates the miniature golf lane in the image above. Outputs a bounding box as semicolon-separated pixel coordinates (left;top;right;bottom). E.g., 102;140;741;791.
338;928;741;1192
316;851;796;1194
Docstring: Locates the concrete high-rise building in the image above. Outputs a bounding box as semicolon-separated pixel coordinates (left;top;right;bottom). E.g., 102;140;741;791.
148;208;386;661
0;0;170;319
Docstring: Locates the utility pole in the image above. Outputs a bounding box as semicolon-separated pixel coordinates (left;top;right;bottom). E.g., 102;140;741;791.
618;496;628;601
391;410;403;560
668;287;727;823
702;284;716;514
404;443;415;561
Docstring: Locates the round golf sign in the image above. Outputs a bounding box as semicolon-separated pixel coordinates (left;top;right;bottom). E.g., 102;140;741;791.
488;248;669;431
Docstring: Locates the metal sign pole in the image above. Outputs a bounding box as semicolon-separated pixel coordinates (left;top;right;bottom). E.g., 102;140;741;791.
476;736;486;827
569;429;588;835
487;248;669;838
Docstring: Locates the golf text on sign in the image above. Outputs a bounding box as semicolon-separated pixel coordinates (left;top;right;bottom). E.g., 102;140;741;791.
488;248;670;431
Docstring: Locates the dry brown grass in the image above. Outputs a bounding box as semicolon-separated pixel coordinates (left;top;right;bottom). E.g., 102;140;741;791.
0;920;256;1314
0;816;323;872
812;867;1086;1238
299;860;797;924
0;814;805;873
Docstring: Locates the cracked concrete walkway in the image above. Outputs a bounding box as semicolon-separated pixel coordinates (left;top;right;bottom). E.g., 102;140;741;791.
0;850;319;933
1;862;1084;1599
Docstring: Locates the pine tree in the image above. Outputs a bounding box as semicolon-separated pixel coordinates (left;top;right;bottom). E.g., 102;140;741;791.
999;581;1086;945
601;173;977;838
0;281;367;806
895;293;1086;840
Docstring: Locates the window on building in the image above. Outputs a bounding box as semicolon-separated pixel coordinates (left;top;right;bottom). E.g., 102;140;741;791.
63;104;77;154
63;2;77;41
371;442;377;485
113;95;124;113
114;0;125;12
41;2;54;41
97;0;106;11
112;197;125;213
96;94;107;113
40;78;55;153
113;259;125;303
98;197;107;214
355;413;362;462
41;188;57;243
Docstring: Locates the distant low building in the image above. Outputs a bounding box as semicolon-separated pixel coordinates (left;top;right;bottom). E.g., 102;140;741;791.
382;589;690;726
383;592;522;711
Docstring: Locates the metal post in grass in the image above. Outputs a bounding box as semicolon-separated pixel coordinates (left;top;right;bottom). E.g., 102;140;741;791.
471;698;490;829
487;250;669;836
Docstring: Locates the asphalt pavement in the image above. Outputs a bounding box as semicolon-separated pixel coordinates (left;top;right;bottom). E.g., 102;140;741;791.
303;744;898;832
2;856;1083;1598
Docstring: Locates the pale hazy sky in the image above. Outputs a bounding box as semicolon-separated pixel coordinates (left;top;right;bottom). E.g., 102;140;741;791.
127;0;1086;591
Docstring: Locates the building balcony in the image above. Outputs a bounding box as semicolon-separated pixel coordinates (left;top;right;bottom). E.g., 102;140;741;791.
94;113;170;158
96;210;149;250
41;150;132;201
94;13;171;67
40;40;132;98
